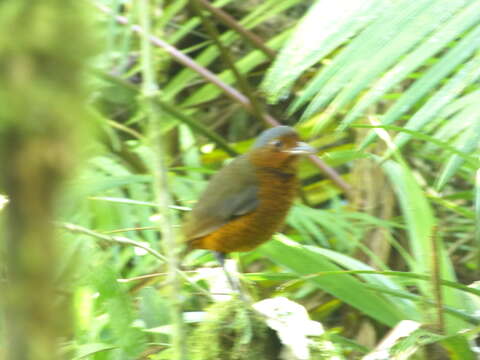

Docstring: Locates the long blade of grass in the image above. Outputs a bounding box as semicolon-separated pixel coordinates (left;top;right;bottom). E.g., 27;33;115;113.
258;235;408;326
307;247;419;318
382;160;473;332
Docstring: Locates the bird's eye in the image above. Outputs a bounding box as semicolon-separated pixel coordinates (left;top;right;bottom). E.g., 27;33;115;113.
272;139;283;148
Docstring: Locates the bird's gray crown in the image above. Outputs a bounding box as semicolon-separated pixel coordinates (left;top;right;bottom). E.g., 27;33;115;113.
253;126;298;149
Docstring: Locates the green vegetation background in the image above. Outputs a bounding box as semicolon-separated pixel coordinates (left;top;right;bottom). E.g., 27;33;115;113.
0;0;479;359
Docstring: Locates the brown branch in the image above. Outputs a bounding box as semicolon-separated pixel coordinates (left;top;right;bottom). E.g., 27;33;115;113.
93;2;253;111
196;0;276;60
190;0;268;126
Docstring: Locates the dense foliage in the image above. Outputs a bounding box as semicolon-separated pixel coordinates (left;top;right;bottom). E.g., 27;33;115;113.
1;0;480;359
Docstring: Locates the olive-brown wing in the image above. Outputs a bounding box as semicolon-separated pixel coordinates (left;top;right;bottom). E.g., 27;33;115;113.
183;154;258;241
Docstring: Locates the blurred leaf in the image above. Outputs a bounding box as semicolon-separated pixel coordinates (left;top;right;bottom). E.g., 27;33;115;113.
93;267;146;358
435;112;480;190
74;343;117;359
139;287;171;329
476;169;480;269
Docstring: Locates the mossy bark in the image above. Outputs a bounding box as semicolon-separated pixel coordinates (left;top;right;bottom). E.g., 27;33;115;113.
189;298;281;360
0;2;91;359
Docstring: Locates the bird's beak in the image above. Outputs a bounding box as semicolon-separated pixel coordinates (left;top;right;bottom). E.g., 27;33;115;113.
285;141;316;155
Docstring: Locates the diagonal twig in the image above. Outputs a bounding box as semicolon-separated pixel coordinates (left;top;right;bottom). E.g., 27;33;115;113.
196;0;276;60
59;222;213;299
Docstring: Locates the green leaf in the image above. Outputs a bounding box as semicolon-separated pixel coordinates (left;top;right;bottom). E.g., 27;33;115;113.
341;1;480;130
93;267;147;358
258;235;407;326
435;105;480;189
312;249;419;317
298;0;440;124
476;169;480;269
361;22;480;147
74;343;117;359
262;0;384;103
394;54;480;149
382;160;473;332
139;287;172;329
330;0;472;130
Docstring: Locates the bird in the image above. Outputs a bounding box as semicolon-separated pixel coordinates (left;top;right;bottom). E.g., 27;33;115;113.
183;126;315;281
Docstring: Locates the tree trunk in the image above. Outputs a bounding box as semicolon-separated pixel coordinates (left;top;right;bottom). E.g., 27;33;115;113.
0;2;91;359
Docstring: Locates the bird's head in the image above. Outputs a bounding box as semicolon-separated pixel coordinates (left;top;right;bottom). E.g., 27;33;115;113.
249;126;315;170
